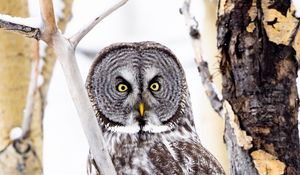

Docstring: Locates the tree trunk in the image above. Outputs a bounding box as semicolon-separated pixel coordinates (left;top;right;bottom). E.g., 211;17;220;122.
217;0;300;174
0;1;73;174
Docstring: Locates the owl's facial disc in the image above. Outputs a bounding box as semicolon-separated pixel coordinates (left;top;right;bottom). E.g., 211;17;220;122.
105;67;179;134
86;42;185;135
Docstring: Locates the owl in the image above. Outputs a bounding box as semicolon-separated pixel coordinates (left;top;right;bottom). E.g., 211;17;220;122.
86;41;225;175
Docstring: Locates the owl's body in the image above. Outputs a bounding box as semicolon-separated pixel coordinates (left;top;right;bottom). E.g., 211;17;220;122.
86;42;224;175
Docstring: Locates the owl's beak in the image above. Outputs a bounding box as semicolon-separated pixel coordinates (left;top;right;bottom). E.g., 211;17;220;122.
139;102;145;117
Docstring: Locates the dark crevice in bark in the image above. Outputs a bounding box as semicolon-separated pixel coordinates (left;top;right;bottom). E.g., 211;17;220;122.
217;0;300;174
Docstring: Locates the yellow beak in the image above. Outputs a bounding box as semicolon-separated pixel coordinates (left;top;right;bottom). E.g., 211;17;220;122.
139;103;145;117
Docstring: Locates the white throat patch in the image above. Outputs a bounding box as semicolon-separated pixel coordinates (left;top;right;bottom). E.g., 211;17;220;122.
107;122;171;134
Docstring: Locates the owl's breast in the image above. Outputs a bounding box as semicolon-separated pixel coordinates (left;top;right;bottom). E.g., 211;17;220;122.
101;120;213;175
108;133;158;174
103;130;190;175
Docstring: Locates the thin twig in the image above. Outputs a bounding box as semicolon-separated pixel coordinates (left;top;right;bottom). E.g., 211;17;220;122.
180;0;223;117
198;62;224;116
0;19;41;40
70;0;128;48
180;0;203;64
21;42;40;139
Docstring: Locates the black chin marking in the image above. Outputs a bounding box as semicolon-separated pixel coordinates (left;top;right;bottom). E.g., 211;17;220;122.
137;118;148;142
137;117;146;137
137;118;146;130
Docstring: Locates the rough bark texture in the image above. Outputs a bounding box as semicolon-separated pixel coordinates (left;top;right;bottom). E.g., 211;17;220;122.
0;1;73;174
217;0;300;174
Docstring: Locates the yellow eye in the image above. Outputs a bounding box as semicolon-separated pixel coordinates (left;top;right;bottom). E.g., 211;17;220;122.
149;82;160;91
117;83;128;92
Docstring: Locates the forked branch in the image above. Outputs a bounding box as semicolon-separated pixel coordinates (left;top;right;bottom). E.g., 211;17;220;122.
0;0;129;174
70;0;128;48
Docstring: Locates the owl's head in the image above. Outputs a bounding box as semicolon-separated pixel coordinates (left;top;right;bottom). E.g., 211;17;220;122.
86;42;190;134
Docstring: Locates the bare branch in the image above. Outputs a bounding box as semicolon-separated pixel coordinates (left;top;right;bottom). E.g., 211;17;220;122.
70;0;128;48
52;32;117;175
180;0;203;64
181;0;223;117
197;62;224;116
39;0;57;42
0;19;41;39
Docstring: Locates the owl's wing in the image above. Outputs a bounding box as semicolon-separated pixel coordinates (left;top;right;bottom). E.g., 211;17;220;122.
148;142;185;175
171;141;225;175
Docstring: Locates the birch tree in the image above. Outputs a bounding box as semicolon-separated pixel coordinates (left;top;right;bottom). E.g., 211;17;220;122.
0;0;40;174
0;0;72;174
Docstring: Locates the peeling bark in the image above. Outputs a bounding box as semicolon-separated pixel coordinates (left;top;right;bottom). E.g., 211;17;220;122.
217;0;300;174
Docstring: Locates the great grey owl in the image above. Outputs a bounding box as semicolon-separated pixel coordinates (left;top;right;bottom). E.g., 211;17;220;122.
86;41;225;175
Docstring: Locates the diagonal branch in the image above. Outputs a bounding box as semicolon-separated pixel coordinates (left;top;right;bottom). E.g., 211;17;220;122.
180;0;223;117
52;32;117;175
70;0;128;48
180;0;203;64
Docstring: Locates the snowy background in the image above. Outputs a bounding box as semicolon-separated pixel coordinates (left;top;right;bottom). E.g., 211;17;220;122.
25;0;300;174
